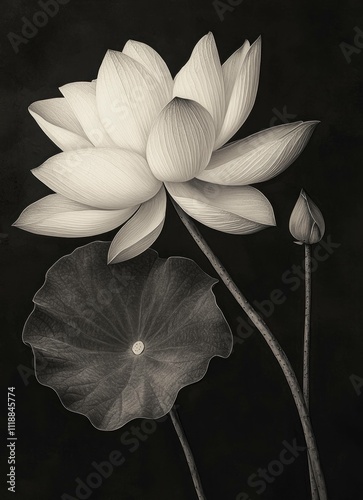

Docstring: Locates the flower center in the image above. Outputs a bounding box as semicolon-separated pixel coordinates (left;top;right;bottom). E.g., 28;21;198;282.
132;341;145;355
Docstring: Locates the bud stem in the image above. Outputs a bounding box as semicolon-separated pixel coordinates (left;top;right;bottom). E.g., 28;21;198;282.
172;199;327;500
303;244;312;407
304;244;319;500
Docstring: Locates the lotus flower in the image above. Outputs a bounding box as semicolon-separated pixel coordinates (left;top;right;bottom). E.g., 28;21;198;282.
23;242;232;430
14;34;318;263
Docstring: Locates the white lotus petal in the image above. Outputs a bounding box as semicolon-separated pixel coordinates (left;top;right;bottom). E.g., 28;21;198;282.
122;40;173;97
146;98;215;182
215;37;261;150
108;187;167;263
96;50;169;155
198;121;319;185
13;194;138;237
223;40;250;104
60;82;116;147
32;148;162;210
166;179;275;234
173;33;225;135
29;98;92;151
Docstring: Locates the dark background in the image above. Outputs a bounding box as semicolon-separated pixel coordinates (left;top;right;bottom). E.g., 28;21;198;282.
1;0;363;498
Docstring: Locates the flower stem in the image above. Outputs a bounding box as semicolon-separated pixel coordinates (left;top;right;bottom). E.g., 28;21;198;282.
303;244;312;409
170;407;206;500
304;244;319;500
172;201;327;500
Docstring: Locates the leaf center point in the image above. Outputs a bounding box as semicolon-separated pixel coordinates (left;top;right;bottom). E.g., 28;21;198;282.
132;341;145;355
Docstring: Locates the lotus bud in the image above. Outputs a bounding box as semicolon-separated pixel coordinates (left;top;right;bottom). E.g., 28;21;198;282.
289;189;325;244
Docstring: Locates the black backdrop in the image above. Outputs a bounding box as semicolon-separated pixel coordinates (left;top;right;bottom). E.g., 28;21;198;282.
1;0;363;499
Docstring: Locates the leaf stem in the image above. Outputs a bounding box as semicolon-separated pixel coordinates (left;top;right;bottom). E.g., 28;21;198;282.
170;407;207;500
172;200;327;500
304;244;319;499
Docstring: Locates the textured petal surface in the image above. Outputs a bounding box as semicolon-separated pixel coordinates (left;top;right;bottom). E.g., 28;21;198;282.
122;40;173;97
215;37;261;150
166;179;275;234
199;121;319;185
29;98;92;151
60;82;116;147
96;50;169;155
108;187;167;263
289;189;325;244
13;194;138;237
23;243;232;430
222;39;250;105
173;33;225;134
32;148;161;209
146;98;215;182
